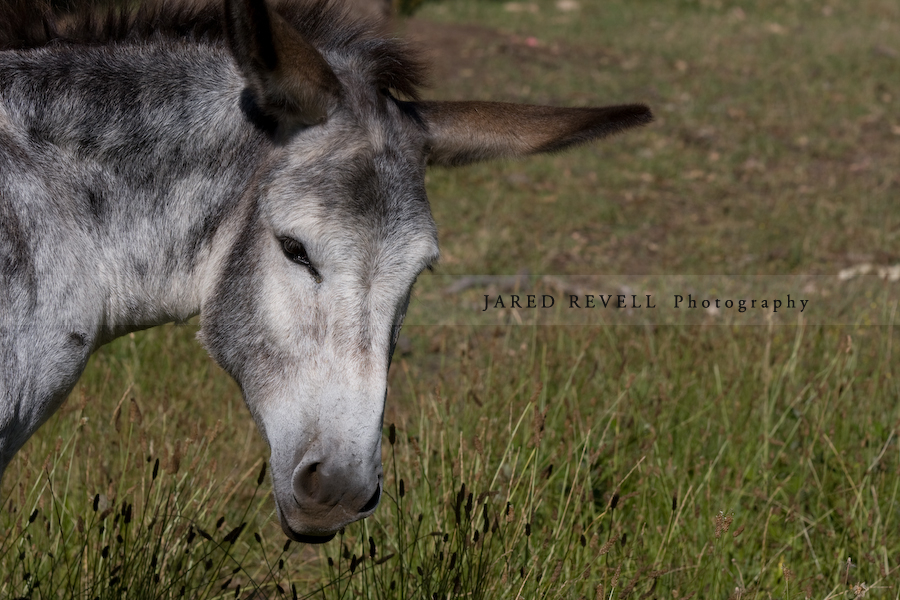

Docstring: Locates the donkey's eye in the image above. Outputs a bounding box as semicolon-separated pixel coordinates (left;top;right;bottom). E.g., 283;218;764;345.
279;237;321;282
280;237;308;263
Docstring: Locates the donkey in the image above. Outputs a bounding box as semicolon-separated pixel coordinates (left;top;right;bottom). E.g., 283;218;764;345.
0;0;651;542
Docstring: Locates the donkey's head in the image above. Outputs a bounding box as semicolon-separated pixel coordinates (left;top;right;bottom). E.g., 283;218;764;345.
201;0;651;543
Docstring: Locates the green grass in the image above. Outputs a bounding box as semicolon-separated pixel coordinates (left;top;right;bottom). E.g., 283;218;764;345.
3;0;900;598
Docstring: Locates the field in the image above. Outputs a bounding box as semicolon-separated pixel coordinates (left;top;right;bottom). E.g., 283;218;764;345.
2;0;900;598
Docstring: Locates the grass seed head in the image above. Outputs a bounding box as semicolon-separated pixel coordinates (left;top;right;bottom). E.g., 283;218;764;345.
223;522;246;544
549;559;563;585
112;403;122;433
129;398;142;425
208;420;223;444
715;511;725;539
782;564;794;582
532;404;548;447
611;565;622;588
167;440;182;474
598;536;616;556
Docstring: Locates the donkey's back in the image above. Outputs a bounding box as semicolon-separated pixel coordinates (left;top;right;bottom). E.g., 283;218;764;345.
0;0;650;543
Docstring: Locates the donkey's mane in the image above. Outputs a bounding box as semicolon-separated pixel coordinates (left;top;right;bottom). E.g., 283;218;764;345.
0;0;425;98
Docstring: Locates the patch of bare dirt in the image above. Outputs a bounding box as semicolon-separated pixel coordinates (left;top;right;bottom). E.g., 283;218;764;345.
399;18;616;100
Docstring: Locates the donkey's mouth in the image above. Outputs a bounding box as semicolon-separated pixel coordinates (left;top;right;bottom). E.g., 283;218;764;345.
284;528;337;544
360;483;382;513
277;482;381;544
278;514;339;544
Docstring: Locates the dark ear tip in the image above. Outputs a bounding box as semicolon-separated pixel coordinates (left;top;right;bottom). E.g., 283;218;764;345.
609;103;653;126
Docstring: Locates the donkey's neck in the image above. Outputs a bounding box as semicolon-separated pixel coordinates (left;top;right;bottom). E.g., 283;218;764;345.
1;43;266;342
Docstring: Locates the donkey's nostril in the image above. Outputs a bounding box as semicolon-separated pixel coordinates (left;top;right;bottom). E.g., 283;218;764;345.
294;461;322;501
292;459;381;515
359;483;381;513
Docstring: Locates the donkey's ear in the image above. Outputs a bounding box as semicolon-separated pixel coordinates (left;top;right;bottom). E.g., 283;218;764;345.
413;101;652;167
224;0;341;128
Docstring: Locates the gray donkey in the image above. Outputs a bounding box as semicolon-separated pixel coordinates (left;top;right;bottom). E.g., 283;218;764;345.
0;0;651;542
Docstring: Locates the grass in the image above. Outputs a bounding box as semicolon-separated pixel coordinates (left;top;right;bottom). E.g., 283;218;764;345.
5;322;898;598
3;0;900;598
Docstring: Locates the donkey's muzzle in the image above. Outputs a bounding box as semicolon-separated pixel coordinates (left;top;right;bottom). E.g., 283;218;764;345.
283;528;337;544
277;456;383;542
